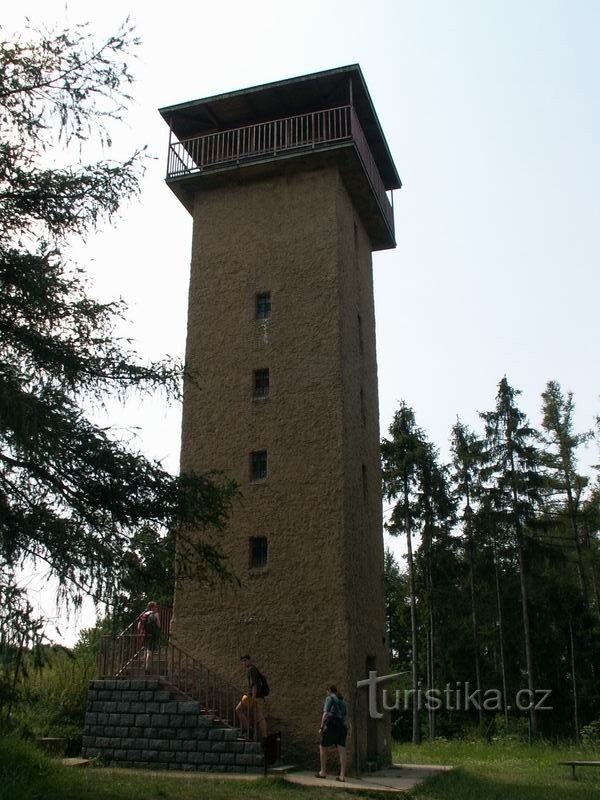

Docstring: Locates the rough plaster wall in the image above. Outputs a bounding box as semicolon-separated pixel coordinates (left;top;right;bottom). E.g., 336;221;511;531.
174;164;389;764
335;178;391;765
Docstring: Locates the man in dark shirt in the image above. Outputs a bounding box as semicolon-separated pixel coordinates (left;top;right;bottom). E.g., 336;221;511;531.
235;654;268;738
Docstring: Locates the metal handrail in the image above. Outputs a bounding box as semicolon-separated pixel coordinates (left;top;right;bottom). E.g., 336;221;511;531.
349;108;395;236
167;105;352;177
97;632;257;739
166;105;394;239
118;606;173;640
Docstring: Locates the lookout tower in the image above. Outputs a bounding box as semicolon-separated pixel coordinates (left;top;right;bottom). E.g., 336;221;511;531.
160;65;400;766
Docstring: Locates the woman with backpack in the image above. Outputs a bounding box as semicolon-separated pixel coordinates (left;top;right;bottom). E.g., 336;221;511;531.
137;601;161;674
316;685;348;782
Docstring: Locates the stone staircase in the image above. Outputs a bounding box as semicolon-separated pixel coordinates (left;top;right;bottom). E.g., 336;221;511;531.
83;612;269;772
82;678;265;772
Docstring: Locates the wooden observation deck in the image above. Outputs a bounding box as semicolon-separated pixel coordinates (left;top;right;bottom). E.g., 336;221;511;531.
160;65;401;251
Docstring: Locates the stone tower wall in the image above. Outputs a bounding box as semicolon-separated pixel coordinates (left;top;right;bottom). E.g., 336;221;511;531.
174;163;390;765
335;180;391;764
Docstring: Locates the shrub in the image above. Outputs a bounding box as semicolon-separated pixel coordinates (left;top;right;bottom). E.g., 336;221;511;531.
581;720;600;748
14;646;95;741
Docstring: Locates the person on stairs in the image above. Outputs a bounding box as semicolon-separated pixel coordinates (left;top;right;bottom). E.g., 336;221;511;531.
137;601;161;674
236;654;268;739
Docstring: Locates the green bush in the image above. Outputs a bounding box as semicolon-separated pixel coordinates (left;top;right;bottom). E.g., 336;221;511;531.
488;713;532;743
14;646;95;741
581;720;600;749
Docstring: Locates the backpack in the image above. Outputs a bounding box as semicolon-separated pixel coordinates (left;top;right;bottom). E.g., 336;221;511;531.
256;671;270;698
141;612;160;637
324;695;346;730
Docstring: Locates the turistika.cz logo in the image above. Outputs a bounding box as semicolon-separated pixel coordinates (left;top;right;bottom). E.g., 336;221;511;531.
357;671;553;719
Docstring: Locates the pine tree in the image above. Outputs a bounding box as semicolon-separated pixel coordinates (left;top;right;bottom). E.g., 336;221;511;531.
540;381;592;605
450;419;485;727
382;402;426;744
417;442;454;739
480;378;544;735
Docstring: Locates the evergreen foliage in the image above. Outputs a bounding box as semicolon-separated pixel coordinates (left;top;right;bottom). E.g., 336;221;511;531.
382;402;429;743
0;22;236;715
383;378;600;741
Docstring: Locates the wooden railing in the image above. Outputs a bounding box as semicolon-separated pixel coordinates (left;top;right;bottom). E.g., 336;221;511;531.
97;626;258;739
166;105;394;238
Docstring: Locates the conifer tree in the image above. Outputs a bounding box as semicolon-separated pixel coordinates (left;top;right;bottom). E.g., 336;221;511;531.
382;402;426;744
474;493;512;726
0;21;236;674
417;442;454;739
450;419;485;727
480;378;544;735
540;381;592;605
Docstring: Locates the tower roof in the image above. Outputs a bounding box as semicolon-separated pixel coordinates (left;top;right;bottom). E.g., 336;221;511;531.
159;64;401;191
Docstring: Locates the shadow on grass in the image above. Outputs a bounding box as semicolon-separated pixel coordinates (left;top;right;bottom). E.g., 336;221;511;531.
410;766;600;800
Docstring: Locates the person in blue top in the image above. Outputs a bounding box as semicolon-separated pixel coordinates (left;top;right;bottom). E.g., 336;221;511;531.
316;685;348;782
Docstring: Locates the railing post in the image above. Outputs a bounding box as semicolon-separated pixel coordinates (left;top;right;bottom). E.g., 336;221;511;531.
166;119;173;179
205;668;210;715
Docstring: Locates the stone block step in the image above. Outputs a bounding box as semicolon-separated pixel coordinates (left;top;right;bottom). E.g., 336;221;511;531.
83;679;261;774
62;758;90;768
269;764;299;774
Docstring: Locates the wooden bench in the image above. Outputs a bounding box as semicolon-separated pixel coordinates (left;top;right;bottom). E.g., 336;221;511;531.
559;760;600;779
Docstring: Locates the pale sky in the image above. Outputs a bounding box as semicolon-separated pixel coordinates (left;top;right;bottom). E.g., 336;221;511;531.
4;1;599;644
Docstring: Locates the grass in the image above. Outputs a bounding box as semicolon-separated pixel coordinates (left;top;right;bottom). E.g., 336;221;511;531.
3;733;600;800
0;735;367;800
394;739;600;799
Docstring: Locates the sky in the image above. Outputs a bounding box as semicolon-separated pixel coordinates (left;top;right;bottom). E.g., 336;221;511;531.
4;1;599;644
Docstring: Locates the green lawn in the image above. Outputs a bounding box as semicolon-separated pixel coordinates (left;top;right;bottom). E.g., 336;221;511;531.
2;770;362;800
3;734;600;800
0;736;358;800
394;740;600;799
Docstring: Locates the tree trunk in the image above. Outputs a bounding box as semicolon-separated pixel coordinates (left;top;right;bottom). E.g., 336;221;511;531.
464;493;483;728
467;533;484;727
564;472;587;604
425;527;435;740
404;478;420;745
569;620;579;739
429;606;435;740
509;448;537;736
492;537;509;727
426;625;432;740
515;525;537;736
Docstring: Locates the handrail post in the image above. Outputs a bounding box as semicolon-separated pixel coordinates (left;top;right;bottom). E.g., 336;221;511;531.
166;119;172;179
